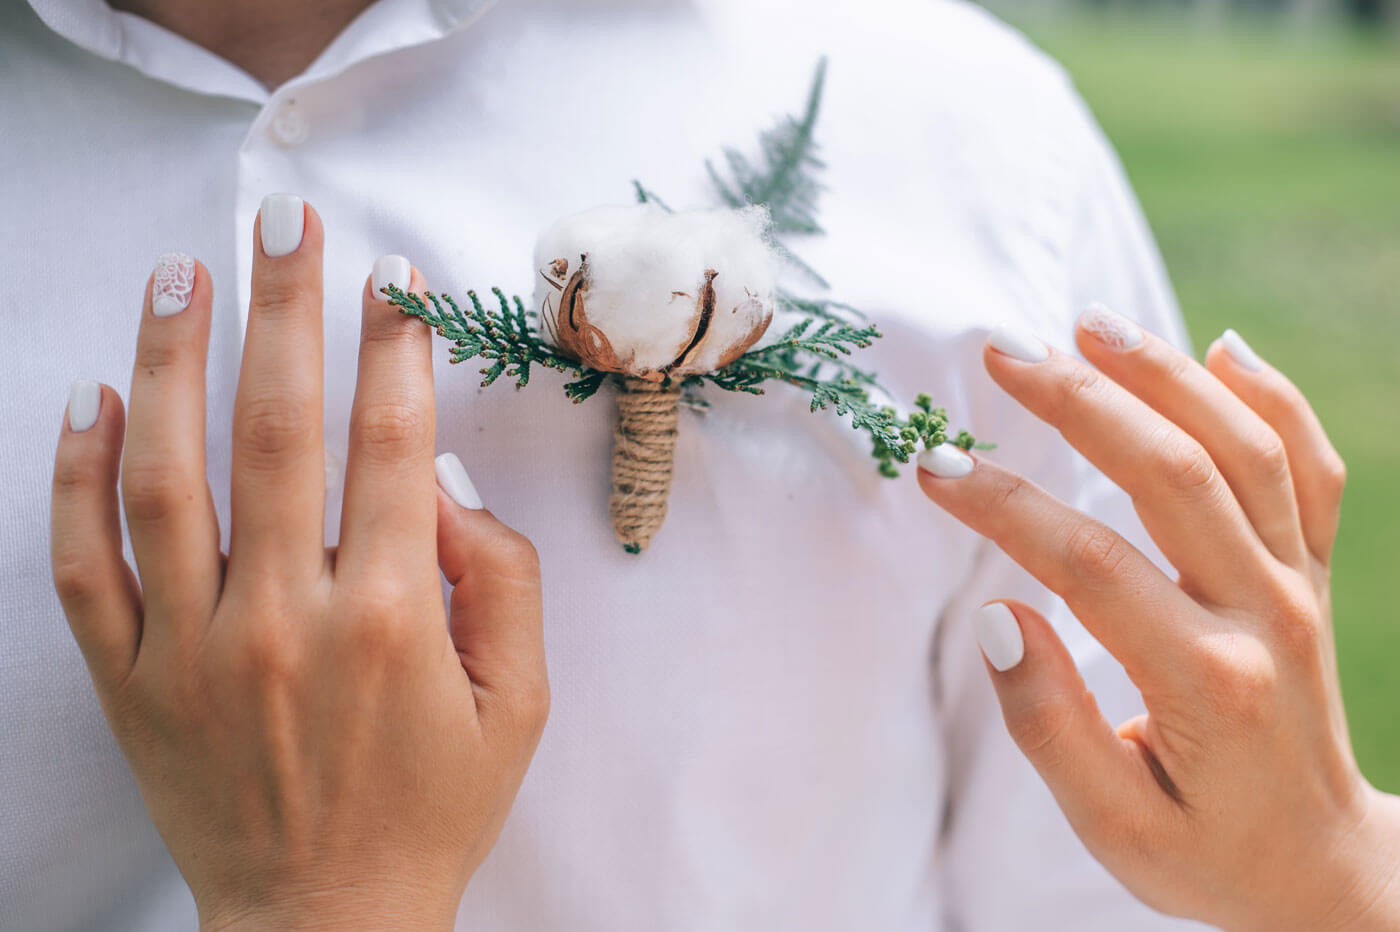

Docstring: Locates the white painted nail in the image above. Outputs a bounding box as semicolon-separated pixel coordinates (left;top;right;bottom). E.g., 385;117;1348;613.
68;380;101;432
151;251;196;317
259;193;305;258
1220;328;1263;372
1079;302;1143;351
435;453;483;510
372;254;411;302
917;443;975;479
988;324;1050;363
974;603;1025;672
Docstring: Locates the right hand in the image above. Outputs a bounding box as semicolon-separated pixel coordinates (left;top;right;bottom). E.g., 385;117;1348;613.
49;197;548;931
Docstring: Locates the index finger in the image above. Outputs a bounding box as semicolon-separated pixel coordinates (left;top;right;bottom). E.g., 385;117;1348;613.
916;448;1202;689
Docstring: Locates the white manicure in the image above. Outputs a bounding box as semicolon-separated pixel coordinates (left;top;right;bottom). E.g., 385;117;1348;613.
1079;302;1143;350
152;251;195;317
68;380;101;432
435;453;483;510
917;443;975;479
259;193;305;258
974;603;1025;672
1220;328;1263;372
372;254;411;302
988;324;1050;363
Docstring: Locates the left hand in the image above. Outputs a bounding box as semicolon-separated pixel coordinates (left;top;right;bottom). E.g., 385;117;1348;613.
915;306;1400;931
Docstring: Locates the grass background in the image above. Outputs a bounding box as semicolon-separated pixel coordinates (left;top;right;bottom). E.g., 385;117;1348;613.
995;10;1400;791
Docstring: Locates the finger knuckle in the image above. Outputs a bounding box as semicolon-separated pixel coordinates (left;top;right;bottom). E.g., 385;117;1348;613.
52;454;104;498
500;675;551;739
51;547;98;608
343;588;418;658
492;530;542;580
121;459;185;524
1062;521;1131;589
517;675;551;734
1264;575;1324;658
360;318;424;350
354;401;430;463
1153;433;1218;498
236;395;316;464
233;625;305;686
1048;365;1103;423
249;278;315;321
133;334;184;375
1193;633;1278;728
1248;431;1292;488
1320;452;1348;498
991;472;1030;512
1005;692;1080;766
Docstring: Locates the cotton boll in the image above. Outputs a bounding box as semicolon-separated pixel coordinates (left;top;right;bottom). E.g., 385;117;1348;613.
534;203;777;379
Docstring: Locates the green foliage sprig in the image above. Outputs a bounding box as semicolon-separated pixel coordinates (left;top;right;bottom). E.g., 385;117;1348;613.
389;285;607;402
389;56;982;475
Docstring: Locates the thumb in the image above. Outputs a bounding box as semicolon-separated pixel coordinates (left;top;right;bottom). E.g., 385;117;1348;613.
974;600;1167;855
434;453;548;730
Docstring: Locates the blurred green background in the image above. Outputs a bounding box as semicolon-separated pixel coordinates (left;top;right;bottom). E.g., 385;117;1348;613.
984;3;1400;791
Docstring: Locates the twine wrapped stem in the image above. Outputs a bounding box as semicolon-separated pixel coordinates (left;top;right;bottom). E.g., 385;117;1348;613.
609;377;682;553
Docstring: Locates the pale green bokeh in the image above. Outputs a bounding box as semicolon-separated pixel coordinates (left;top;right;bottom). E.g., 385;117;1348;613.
1004;11;1400;790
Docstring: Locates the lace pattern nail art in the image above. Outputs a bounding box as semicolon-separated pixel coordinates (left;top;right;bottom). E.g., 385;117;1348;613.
152;252;195;317
1080;302;1144;351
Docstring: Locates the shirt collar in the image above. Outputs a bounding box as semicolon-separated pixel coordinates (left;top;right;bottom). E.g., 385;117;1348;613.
25;0;499;104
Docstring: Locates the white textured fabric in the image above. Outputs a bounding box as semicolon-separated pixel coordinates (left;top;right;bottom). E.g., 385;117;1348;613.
0;0;1212;929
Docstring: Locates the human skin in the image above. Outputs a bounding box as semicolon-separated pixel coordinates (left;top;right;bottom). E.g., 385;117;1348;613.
917;309;1400;931
106;0;377;88
49;200;548;931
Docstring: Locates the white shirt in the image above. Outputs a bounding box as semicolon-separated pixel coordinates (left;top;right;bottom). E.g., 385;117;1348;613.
0;0;1210;929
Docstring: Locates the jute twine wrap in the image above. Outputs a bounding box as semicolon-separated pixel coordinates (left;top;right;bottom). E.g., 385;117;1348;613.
610;377;682;553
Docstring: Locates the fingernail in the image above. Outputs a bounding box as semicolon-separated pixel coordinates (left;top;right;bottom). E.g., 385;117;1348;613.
435;453;483;510
1079;302;1143;351
974;603;1025;672
151;251;195;317
259;193;305;258
1220;328;1263;372
917;443;975;479
68;380;101;432
988;324;1050;363
372;254;411;302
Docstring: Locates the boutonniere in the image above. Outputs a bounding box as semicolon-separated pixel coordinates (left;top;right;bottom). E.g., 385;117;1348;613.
387;59;981;553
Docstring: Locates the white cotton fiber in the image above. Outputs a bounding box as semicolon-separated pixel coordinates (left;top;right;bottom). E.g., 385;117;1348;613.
533;203;777;377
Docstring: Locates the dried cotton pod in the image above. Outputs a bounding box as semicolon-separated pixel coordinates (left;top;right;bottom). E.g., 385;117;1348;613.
534;204;777;552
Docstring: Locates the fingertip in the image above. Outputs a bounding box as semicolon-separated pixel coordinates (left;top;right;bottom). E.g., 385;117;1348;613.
1074;303;1147;356
255;194;322;260
435;452;483;511
973;601;1026;672
61;381;124;437
917;443;977;482
1217;328;1265;373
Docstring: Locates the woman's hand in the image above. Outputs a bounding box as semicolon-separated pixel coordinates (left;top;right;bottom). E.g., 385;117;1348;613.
916;306;1400;931
49;196;548;931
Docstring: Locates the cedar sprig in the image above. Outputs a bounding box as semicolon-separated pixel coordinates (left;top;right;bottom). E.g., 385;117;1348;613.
385;284;608;402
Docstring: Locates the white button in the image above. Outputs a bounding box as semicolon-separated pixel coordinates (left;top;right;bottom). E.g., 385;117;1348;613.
325;446;343;493
269;102;309;147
